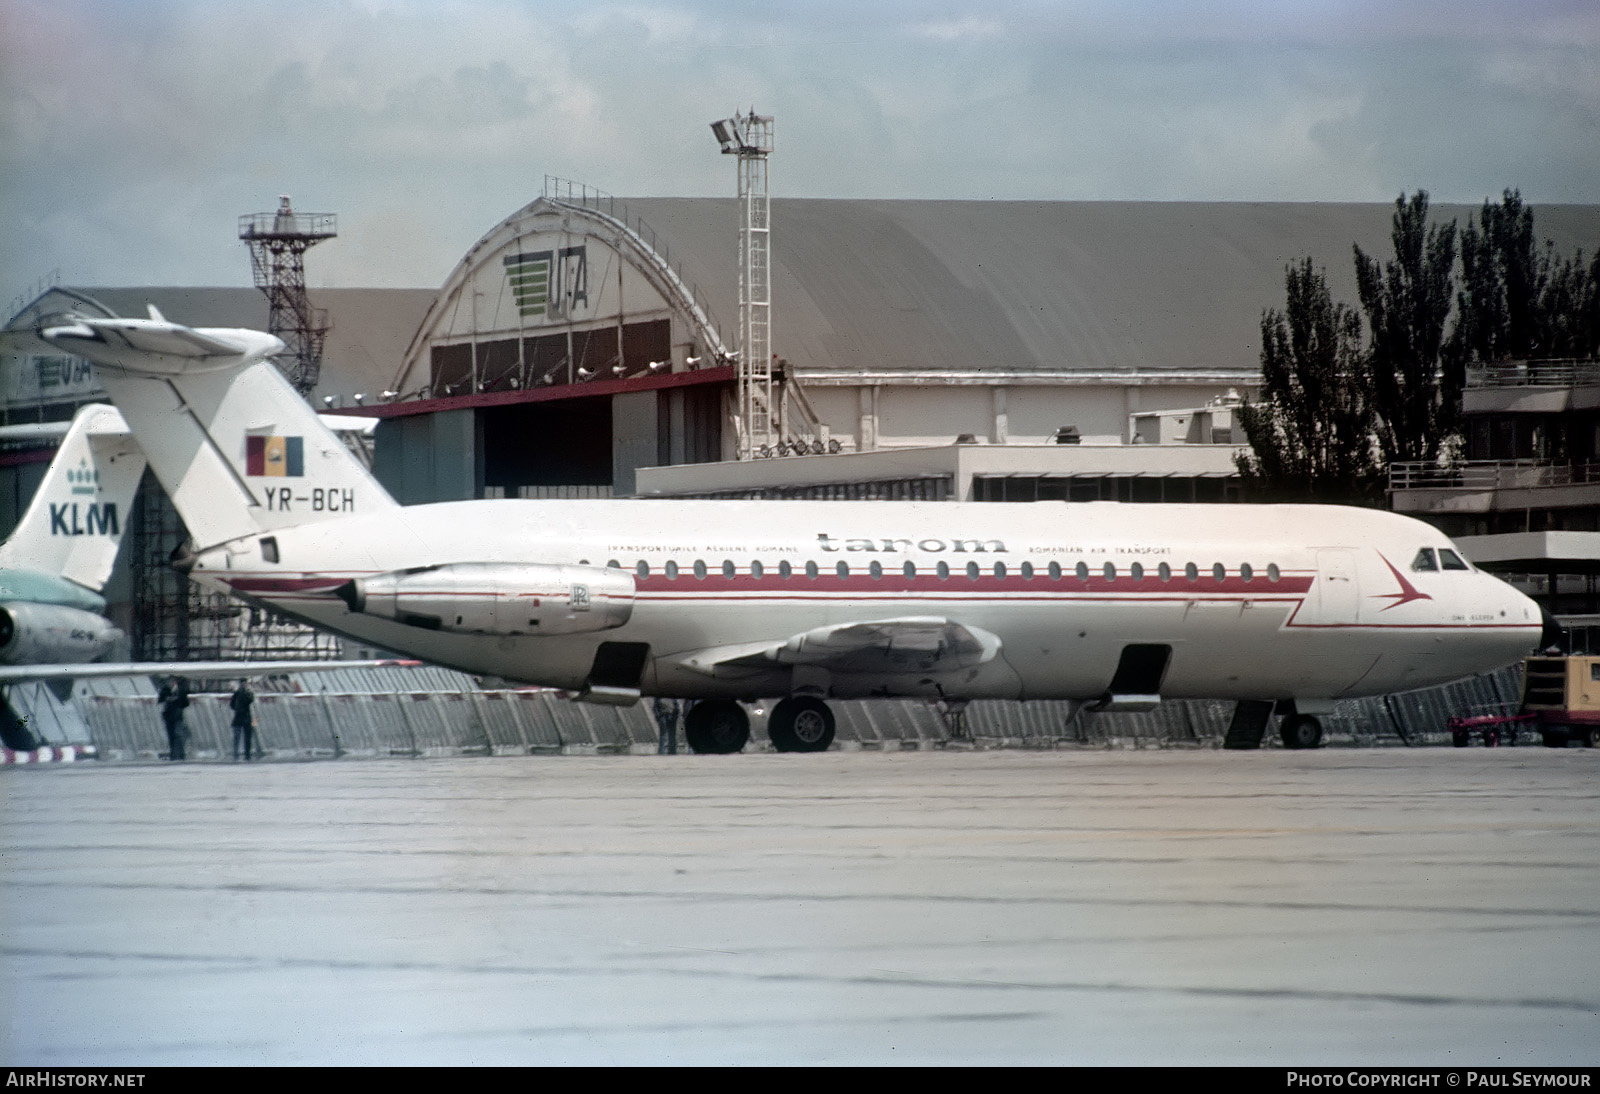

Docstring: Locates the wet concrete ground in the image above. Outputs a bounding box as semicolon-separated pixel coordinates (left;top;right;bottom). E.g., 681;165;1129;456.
3;747;1599;1066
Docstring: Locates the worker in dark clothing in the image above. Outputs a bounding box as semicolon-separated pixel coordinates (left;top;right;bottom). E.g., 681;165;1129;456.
652;696;680;755
158;676;190;761
230;680;257;761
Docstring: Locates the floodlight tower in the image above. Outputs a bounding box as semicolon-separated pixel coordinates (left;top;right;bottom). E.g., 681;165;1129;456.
239;196;337;395
710;110;775;458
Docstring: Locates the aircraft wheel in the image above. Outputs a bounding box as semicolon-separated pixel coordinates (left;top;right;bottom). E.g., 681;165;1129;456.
1541;728;1569;748
1279;714;1323;750
1451;729;1470;748
684;699;750;755
768;697;836;753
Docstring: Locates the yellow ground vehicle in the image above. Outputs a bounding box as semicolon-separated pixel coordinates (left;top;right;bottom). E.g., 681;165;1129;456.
1448;655;1600;747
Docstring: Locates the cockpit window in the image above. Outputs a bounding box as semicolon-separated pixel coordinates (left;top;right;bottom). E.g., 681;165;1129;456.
1439;548;1469;571
1411;548;1438;572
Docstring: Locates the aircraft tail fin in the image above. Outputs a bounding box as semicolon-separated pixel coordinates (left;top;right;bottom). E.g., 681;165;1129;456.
81;319;399;550
0;403;146;592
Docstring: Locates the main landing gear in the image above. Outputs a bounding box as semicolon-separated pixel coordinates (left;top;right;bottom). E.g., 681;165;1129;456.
1279;713;1324;750
683;699;750;754
681;696;839;754
767;697;836;753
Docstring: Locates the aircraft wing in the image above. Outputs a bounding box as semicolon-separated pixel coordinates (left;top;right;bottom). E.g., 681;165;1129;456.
682;617;1003;677
0;659;423;685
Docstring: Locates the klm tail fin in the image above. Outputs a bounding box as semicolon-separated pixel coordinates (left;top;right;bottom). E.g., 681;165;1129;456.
0;403;145;593
53;313;399;550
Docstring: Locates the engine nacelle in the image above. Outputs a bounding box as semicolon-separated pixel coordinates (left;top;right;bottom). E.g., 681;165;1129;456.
336;562;634;637
0;602;122;665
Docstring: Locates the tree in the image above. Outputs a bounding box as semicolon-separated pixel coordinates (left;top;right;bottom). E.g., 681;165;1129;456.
1353;191;1458;465
1451;189;1600;363
1237;258;1385;504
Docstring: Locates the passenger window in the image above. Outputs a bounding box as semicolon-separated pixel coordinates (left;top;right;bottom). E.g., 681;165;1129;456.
636;561;650;578
1158;562;1171;582
903;561;916;578
1412;548;1439;572
751;560;764;579
260;537;279;564
1240;563;1253;582
1075;561;1089;581
694;560;707;580
966;561;980;580
937;561;950;580
805;561;818;579
1267;563;1280;583
1185;562;1198;582
870;561;883;580
1212;563;1226;582
779;560;792;579
1103;562;1116;581
722;560;735;579
994;561;1007;579
1130;562;1143;581
1020;562;1034;579
1048;562;1062;580
1439;549;1469;571
607;559;620;569
836;561;849;578
665;561;679;579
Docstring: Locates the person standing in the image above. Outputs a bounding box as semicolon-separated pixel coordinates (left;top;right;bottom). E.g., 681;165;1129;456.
652;696;680;755
158;676;190;761
230;680;257;761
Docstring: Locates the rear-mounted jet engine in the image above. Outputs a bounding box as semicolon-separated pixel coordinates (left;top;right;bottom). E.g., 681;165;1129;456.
333;563;634;636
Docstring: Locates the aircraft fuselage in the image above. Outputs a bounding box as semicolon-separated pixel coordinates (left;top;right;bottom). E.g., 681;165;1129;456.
189;498;1541;705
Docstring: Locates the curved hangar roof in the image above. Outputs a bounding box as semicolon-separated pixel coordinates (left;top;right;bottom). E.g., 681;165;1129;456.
397;198;1600;389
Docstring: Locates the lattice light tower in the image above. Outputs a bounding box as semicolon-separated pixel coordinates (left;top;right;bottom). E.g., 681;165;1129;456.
710;111;775;458
239;196;337;395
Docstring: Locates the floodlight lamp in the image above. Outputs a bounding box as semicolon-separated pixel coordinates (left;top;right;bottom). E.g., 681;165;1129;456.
711;117;744;153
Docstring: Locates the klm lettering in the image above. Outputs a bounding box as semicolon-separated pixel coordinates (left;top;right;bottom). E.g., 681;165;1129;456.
816;533;1007;554
50;502;119;537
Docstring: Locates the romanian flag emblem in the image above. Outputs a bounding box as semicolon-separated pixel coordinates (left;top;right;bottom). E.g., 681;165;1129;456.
246;435;304;477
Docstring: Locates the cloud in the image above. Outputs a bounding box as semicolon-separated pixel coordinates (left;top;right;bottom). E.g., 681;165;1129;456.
1;0;1595;295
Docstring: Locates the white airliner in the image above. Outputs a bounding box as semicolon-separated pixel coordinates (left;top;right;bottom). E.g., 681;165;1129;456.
43;307;1545;752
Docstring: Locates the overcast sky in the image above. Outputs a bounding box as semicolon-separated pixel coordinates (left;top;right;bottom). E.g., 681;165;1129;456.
3;0;1597;297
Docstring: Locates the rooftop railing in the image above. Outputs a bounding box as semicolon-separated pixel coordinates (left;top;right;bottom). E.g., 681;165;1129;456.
1466;359;1600;388
1390;459;1600;492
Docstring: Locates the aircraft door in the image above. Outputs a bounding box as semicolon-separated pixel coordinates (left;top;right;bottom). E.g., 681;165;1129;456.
1314;549;1360;625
